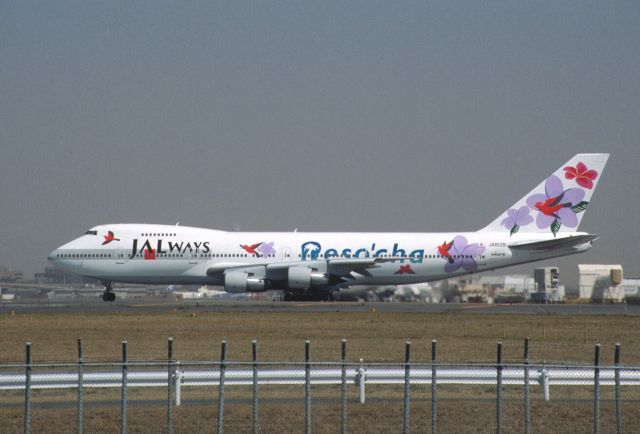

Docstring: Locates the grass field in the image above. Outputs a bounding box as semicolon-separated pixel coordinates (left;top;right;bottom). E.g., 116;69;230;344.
2;307;640;432
0;308;637;364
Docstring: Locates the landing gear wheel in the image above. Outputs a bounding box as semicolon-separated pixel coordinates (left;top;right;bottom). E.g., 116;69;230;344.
102;282;116;302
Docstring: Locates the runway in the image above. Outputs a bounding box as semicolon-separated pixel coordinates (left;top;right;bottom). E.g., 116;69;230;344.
1;298;637;315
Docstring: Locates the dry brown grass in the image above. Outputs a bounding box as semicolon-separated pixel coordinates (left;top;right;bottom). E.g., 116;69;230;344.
0;309;638;364
2;307;640;434
2;387;639;433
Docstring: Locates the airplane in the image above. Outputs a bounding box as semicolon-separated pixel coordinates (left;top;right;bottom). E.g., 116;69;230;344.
48;153;608;302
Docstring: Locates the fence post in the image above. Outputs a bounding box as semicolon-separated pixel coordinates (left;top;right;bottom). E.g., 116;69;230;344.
175;362;181;407
305;339;312;434
431;339;437;434
252;340;259;434
403;341;411;434
341;339;347;434
167;337;174;434
121;340;128;434
540;369;549;401
23;341;32;434
496;341;503;434
614;343;621;434
593;343;601;434
217;339;227;434
77;338;84;434
523;338;530;434
357;359;366;404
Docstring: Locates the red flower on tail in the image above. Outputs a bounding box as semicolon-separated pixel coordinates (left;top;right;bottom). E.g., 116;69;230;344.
563;162;598;189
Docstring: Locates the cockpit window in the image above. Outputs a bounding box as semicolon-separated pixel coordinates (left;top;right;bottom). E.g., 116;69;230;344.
84;230;98;235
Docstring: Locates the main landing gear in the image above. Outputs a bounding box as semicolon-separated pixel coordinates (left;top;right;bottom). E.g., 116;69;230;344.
102;281;116;302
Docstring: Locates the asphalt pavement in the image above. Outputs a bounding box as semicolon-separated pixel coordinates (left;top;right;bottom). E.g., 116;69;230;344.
1;298;637;315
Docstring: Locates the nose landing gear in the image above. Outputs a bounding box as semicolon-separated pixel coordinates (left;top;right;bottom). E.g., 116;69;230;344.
102;282;116;302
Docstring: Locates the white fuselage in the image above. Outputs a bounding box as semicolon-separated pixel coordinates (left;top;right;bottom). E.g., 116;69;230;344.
47;153;607;298
48;223;592;289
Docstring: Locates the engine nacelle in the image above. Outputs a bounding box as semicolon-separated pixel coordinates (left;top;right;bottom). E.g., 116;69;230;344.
288;267;329;289
224;271;266;293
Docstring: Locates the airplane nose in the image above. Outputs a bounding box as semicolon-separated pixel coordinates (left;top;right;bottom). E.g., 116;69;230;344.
48;249;59;261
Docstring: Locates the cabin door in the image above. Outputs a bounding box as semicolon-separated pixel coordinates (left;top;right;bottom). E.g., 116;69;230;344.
475;243;487;266
115;249;128;265
281;247;292;262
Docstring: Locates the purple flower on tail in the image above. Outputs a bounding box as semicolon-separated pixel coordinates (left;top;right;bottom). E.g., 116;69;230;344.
525;175;585;236
501;206;533;236
444;236;485;273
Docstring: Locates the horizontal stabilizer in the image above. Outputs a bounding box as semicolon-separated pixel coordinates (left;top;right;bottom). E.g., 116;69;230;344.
509;234;599;251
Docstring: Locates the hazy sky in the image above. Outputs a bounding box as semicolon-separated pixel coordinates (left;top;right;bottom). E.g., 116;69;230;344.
1;1;638;288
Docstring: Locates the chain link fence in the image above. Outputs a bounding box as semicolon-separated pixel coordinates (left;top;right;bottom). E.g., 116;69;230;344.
1;338;639;433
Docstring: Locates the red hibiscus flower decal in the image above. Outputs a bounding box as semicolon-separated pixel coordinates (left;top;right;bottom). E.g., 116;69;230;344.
394;264;415;274
563;162;598;189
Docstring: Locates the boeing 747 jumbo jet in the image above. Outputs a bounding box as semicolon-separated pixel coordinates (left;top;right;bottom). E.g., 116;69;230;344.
49;154;608;301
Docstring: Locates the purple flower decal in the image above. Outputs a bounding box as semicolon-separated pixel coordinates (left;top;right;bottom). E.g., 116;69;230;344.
501;206;534;236
256;242;276;257
444;235;485;274
525;175;586;236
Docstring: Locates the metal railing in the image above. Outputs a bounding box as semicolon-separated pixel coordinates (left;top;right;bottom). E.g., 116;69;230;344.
0;338;637;433
3;364;640;394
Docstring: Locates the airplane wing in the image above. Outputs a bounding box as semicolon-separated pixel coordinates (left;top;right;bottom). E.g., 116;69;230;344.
206;263;263;275
508;234;599;251
206;257;406;277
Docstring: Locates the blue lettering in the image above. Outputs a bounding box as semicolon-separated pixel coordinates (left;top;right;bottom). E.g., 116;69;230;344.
409;249;425;264
354;248;369;258
301;241;321;261
325;249;339;259
298;241;426;263
392;243;406;260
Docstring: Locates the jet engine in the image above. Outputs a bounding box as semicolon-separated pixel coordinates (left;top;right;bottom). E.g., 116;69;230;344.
287;266;329;289
224;270;266;293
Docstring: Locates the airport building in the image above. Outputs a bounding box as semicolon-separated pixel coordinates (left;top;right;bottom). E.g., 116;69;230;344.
533;267;565;303
619;278;640;299
477;275;536;303
0;266;24;283
578;264;624;302
34;266;98;285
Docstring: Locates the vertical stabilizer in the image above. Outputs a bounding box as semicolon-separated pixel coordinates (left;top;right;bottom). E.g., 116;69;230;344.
480;153;609;236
